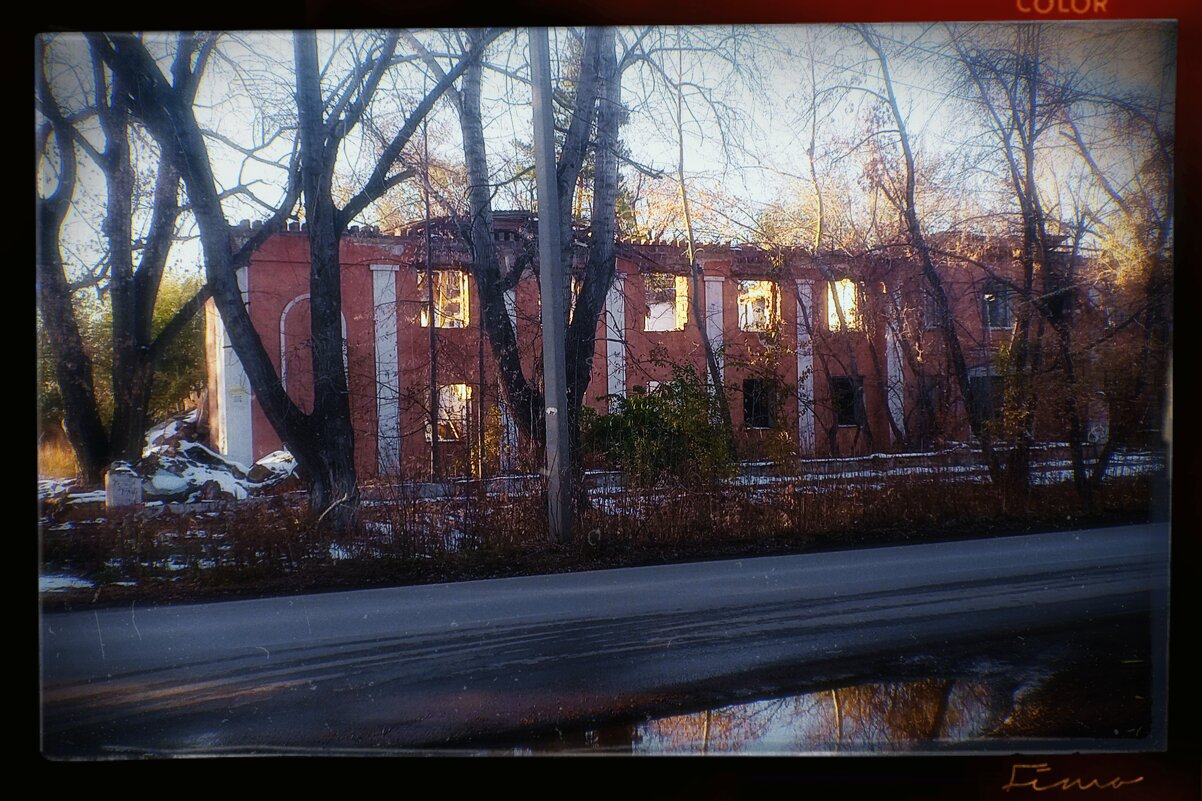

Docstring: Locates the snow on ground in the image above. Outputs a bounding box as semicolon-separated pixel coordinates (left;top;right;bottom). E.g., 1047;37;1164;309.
590;491;650;520
66;491;107;505
731;450;1163;489
38;478;77;500
41;410;1163;513
144;450;251;500
39;574;95;593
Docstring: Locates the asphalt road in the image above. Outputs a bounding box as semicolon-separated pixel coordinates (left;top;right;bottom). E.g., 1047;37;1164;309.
40;522;1169;756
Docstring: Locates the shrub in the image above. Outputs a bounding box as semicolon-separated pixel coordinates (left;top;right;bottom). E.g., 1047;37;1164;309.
581;363;734;486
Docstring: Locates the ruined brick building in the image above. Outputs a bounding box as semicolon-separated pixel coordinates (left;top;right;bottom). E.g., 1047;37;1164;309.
206;211;1118;478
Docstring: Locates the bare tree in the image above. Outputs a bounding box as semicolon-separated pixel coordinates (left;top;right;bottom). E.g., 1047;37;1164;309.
36;35;208;483
406;27;626;532
852;25;1022;494
942;23;1171;508
94;31;486;527
1055;27;1174;507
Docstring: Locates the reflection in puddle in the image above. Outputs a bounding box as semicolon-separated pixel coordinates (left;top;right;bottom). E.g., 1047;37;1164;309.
637;676;1017;753
516;623;1153;754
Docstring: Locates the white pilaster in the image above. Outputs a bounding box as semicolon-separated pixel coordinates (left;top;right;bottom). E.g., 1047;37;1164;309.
371;264;401;475
504;287;517;331
217;268;254;469
498;286;520;471
605;273;626;407
703;274;725;384
886;287;906;446
498;380;520;473
795;279;815;455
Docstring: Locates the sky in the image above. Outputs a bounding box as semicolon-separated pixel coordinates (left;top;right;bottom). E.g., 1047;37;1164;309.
39;22;1175;285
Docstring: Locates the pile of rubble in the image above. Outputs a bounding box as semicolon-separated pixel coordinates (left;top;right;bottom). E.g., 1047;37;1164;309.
39;408;300;507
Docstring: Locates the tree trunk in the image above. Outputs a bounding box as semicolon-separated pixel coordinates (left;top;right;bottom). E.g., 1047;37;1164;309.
670;41;735;457
458;35;545;444
294;31;361;529
565;27;619;442
35;41;111;484
115;157;184;462
37;223;111;483
860;27;999;479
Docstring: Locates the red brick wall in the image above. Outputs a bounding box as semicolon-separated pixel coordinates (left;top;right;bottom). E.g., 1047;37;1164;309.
231;228;1039;477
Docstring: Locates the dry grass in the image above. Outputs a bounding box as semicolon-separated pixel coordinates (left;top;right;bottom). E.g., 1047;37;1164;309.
38;438;78;480
39;468;1156;608
580;472;1153;551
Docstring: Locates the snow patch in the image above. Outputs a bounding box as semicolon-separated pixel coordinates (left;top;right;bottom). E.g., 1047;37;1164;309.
38;478;78;500
66;491;107;505
40;574;94;592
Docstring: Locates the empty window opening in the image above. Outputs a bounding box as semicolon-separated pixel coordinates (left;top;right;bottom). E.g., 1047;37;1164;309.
917;374;942;412
967;370;1004;429
738;280;779;332
981;280;1012;329
922;286;944;330
644;274;690;331
914;374;942;447
827;279;861;331
426;383;472;442
830;376;865;427
418;270;470;328
743;378;777;429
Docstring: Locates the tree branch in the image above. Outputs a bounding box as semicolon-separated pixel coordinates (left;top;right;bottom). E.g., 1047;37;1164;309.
147;284;212;363
326;32;400;161
399;31;461;113
232;159;303;267
339;29;501;228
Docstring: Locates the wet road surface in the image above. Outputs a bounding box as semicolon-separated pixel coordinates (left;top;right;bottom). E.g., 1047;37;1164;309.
40;522;1168;756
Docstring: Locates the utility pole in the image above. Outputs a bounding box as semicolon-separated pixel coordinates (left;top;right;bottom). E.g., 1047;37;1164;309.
529;27;573;544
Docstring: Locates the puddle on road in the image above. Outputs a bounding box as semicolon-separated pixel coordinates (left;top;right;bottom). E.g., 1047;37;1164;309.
509;621;1155;754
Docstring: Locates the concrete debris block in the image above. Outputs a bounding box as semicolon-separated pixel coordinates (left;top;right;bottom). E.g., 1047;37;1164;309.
195;479;233;502
144;409;200;456
246;463;274;483
105;462;143;508
179;442;248;480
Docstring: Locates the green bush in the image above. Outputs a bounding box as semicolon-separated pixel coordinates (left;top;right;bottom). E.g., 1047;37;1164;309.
581;363;734;486
37;272;207;435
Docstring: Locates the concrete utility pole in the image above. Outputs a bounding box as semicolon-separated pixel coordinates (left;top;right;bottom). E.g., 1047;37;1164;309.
529;27;573;543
